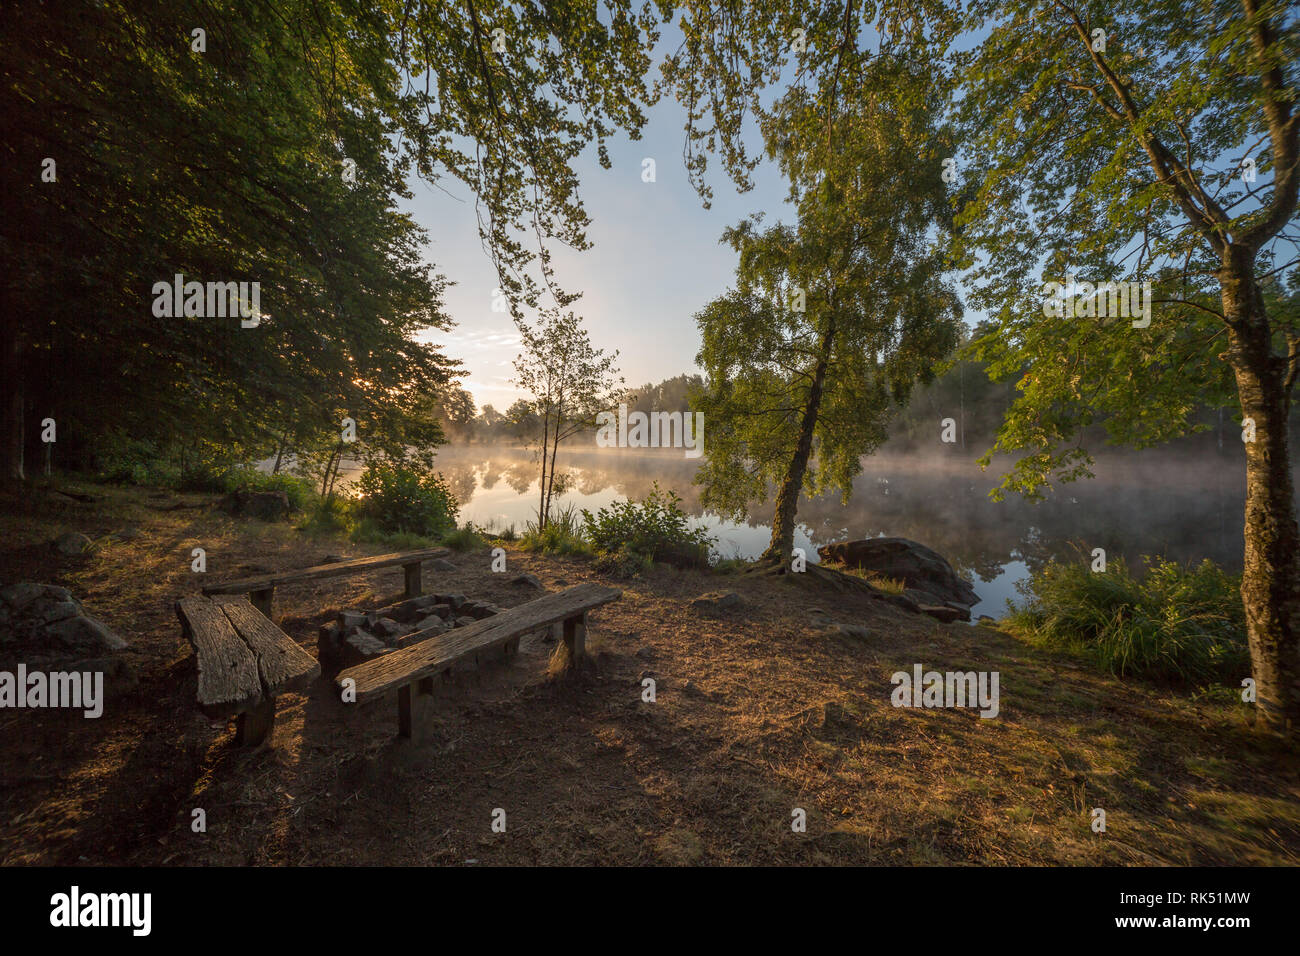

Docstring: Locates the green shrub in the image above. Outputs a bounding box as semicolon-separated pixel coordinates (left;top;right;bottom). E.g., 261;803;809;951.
592;544;653;579
298;495;352;536
93;434;181;486
222;466;316;512
351;519;437;551
519;504;590;556
353;462;459;538
582;483;714;568
442;524;488;552
1004;555;1247;685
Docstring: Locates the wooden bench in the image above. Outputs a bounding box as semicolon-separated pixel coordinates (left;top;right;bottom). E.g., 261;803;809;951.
176;594;321;746
201;547;451;619
336;582;621;742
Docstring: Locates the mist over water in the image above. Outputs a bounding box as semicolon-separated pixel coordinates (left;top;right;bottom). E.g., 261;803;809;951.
333;441;1266;616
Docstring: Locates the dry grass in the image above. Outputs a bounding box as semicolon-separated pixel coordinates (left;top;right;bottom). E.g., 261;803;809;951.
0;480;1297;866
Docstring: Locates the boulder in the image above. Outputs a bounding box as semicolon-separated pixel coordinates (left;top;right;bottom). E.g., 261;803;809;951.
818;538;978;608
917;604;964;624
372;617;402;638
43;612;128;655
221;490;291;521
342;629;390;663
1;583;72;611
509;573;542;590
429;558;457;572
51;532;93;556
412;615;451;636
690;591;741;615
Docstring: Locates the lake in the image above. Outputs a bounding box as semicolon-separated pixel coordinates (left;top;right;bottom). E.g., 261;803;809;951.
329;442;1255;617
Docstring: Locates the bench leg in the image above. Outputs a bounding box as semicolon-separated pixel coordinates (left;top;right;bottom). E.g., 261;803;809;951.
563;614;587;659
397;676;436;743
250;587;274;620
235;698;276;747
403;562;422;599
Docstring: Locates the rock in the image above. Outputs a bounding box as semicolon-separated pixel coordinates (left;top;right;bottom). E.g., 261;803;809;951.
820;701;857;732
453;615;477;628
818;537;978;608
338;611;367;629
43;613;128;654
690;591;741;615
221;490;291;521
834;624;872;640
427;603;454;619
372;617;401;638
634;647;656;661
1;583;72;611
34;600;83;626
885;592;921;613
343;630;390;660
944;601;973;622
413;615;450;634
51;532;93;556
321;554;346;564
510;574;542;590
436;593;468;609
113;526;142;541
429;558;457;572
977;614;997;625
918;604;963;624
317;623;343;661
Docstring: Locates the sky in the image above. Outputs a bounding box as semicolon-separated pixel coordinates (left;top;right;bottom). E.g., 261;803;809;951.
400;71;796;412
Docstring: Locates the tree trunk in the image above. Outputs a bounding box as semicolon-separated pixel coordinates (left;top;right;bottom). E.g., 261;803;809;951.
761;318;835;563
271;433;287;474
537;407;550;530
2;330;23;482
1222;250;1300;737
543;400;564;527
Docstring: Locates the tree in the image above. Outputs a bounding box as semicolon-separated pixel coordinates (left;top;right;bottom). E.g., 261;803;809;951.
428;385;477;444
2;0;459;483
949;0;1300;736
694;56;962;562
512;310;621;529
2;0;673;484
504;399;540;445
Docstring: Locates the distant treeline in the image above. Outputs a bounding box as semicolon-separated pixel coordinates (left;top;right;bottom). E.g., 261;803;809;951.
452;354;1279;457
447;375;707;445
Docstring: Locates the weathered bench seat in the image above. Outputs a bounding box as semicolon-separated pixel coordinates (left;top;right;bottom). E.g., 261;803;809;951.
336;582;621;742
202;547;450;619
176;594;320;746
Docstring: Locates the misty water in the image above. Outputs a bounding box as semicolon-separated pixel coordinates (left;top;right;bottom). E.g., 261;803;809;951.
332;442;1255;618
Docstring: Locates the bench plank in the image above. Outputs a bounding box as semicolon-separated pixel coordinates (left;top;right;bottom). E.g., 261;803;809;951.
214;595;320;697
337;583;621;702
202;547;450;596
176;596;263;719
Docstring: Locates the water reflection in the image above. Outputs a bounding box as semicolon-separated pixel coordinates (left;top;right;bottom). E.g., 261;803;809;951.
344;443;1260;615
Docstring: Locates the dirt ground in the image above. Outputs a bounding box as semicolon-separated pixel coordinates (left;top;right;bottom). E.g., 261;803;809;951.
1;481;1298;866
